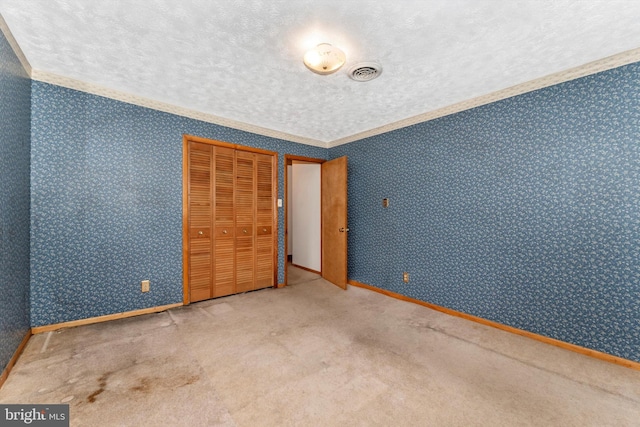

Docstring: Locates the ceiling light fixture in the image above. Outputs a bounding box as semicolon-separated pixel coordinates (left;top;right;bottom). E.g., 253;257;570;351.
303;43;346;75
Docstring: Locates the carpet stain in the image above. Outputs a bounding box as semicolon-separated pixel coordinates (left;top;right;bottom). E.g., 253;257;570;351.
128;374;199;394
130;377;152;394
182;375;200;387
87;372;111;403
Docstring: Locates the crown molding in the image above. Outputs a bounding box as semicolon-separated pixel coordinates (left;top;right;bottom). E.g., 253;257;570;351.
30;69;328;148
23;45;640;150
328;47;640;148
0;13;32;76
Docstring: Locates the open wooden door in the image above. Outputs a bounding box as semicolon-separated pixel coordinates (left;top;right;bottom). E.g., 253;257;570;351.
321;156;348;289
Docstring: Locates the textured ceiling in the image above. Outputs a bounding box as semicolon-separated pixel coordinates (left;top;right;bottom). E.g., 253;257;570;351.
1;1;640;147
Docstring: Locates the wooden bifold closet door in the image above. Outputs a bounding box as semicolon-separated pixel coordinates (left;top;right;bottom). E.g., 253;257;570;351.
184;137;277;303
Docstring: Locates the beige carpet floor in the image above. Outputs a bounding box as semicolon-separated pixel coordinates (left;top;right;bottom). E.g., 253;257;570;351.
1;265;639;426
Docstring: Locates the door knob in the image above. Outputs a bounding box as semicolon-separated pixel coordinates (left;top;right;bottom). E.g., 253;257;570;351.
243;229;248;234
339;227;350;232
222;229;227;234
263;228;267;232
198;231;203;235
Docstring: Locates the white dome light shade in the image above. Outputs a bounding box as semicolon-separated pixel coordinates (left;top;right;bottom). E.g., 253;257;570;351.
303;43;346;75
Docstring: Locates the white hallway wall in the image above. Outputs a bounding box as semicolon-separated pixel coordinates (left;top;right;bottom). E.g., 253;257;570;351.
291;162;321;272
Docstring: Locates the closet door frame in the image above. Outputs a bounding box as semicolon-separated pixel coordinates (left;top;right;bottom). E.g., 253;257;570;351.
182;134;278;305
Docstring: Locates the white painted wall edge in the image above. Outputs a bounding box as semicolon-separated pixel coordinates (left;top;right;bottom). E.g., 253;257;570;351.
292;163;321;272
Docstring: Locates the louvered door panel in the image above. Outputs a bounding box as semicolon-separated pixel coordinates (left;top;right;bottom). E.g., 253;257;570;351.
255;153;275;289
189;143;212;302
186;137;276;303
213;146;236;297
235;151;255;293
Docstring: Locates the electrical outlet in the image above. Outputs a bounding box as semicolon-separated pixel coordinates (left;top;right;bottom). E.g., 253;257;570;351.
141;280;150;293
403;272;409;283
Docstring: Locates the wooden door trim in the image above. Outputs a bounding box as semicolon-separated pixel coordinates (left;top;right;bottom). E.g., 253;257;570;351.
185;134;277;156
271;154;278;290
183;134;278;305
286;155;325;163
182;137;190;304
284;155;325;287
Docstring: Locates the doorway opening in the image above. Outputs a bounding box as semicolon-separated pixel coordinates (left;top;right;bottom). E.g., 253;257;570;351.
285;155;324;287
284;155;348;289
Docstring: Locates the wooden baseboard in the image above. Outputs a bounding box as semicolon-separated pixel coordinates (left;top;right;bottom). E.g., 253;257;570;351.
276;283;286;288
291;263;321;275
31;303;183;334
348;280;640;371
0;330;32;389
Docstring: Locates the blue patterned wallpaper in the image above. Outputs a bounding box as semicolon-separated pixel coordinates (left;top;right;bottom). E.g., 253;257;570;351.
19;47;640;364
0;30;31;372
30;82;325;327
330;62;640;362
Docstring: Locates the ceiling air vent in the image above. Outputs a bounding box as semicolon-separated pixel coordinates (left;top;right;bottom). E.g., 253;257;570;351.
348;62;382;82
